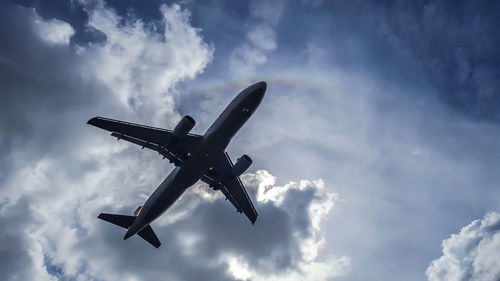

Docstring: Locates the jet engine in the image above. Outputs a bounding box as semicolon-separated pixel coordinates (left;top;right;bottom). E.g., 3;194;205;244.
232;154;252;177
172;115;195;139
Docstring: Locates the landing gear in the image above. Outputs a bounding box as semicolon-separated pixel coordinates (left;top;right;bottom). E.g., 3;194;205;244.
133;206;143;216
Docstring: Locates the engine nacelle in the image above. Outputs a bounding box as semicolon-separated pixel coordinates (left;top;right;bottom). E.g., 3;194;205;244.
232;154;252;177
172;115;195;139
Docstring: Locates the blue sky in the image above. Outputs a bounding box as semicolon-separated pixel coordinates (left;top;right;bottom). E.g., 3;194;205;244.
1;1;499;281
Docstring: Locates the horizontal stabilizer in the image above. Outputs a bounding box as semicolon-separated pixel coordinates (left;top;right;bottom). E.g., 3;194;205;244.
98;213;135;229
138;225;161;248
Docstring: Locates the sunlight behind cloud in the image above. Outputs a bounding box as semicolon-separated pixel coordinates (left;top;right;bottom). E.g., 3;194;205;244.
84;3;213;123
34;16;75;45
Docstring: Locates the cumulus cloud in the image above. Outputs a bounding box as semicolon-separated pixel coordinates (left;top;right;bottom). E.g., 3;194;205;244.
0;0;213;197
84;2;214;123
426;212;500;281
3;166;346;281
234;170;349;281
0;2;346;281
68;170;345;281
1;2;210;280
4;1;500;281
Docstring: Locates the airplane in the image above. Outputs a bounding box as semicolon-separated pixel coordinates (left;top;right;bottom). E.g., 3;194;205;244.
87;81;266;248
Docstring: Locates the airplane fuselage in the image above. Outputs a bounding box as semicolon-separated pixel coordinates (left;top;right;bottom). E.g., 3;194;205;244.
124;82;266;239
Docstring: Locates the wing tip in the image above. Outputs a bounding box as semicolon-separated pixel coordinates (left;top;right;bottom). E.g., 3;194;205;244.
87;117;100;126
250;215;257;225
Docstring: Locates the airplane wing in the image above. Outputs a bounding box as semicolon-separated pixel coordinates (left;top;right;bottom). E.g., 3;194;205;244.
201;152;258;224
87;116;202;166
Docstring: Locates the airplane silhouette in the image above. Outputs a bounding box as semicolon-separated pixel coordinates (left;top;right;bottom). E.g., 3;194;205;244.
88;81;266;248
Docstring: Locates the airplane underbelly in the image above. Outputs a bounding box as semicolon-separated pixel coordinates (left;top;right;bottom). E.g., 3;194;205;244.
144;165;203;223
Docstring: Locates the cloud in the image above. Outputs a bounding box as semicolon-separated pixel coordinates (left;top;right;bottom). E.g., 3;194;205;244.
84;2;214;123
229;44;268;78
33;17;75;45
247;24;277;51
0;2;211;280
230;170;349;281
229;0;283;77
0;196;55;281
60;170;346;281
2;167;346;281
426;212;500;281
318;1;500;122
0;2;346;281
0;0;213;195
0;3;104;193
4;1;500;281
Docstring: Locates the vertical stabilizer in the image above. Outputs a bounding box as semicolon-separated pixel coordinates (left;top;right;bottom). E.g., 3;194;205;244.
138;225;161;248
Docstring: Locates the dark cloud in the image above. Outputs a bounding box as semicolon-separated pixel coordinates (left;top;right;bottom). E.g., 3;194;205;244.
0;4;107;188
48;173;337;281
193;196;294;271
0;197;42;281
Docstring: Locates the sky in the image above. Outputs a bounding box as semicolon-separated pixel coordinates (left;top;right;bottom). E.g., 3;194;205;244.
1;0;499;281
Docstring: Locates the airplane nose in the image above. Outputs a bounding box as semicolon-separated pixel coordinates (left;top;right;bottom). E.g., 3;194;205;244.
255;81;267;92
252;81;266;101
238;81;267;108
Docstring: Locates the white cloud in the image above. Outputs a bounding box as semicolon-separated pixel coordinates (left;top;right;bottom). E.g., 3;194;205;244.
0;2;212;280
83;2;213;124
34;16;75;45
226;255;253;280
426;212;500;281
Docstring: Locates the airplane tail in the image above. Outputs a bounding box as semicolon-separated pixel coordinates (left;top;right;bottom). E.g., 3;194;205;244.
97;213;161;248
